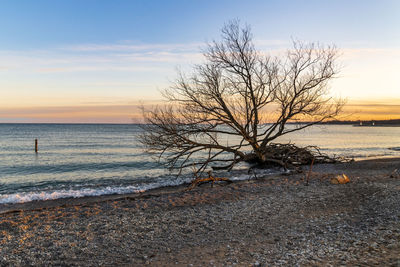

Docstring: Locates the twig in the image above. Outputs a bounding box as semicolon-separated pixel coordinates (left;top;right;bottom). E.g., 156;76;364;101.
305;157;315;186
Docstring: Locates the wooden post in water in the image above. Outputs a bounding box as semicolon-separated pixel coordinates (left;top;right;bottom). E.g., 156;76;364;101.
35;139;38;153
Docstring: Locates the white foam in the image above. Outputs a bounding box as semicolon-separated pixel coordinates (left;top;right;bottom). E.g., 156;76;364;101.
0;186;138;204
0;169;280;204
0;178;192;204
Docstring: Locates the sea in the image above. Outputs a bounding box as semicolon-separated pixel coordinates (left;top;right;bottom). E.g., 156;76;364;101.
0;123;399;204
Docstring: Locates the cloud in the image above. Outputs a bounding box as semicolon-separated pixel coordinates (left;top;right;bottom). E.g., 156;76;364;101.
339;48;400;64
64;42;203;52
1;40;399;122
0;39;293;74
0;101;172;123
1;97;399;123
35;65;164;73
8;40;396;76
0;42;207;76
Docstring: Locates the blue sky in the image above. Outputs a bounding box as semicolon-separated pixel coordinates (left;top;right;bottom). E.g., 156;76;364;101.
0;0;399;122
1;0;399;48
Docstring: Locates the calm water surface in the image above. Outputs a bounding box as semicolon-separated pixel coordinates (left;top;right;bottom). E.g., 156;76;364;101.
0;124;399;204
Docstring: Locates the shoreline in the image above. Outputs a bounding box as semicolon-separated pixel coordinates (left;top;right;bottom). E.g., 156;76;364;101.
1;156;399;215
1;157;399;265
0;181;193;215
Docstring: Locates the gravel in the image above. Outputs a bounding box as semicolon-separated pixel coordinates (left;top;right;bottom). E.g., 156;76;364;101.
0;157;399;266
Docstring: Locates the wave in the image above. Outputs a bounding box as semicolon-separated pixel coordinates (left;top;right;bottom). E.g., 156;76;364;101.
0;160;161;175
0;186;147;204
0;180;183;204
0;168;279;204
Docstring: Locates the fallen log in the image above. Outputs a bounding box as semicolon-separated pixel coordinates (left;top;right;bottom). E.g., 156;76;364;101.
187;171;232;190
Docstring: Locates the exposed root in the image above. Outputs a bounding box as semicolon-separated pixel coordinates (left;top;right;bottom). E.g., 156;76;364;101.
246;143;352;171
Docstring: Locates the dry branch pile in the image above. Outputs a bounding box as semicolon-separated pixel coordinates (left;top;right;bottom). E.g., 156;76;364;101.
244;143;350;171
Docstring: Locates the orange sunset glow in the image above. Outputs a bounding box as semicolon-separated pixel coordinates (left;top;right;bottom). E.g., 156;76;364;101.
1;34;399;123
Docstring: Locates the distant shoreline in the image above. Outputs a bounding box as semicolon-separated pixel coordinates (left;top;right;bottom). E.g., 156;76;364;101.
353;125;400;127
321;118;400;126
1;118;400;126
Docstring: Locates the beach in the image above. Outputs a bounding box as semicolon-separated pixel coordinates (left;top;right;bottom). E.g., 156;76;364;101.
2;1;400;266
0;157;399;266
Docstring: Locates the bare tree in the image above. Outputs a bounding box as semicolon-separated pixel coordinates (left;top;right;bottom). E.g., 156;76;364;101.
139;21;344;175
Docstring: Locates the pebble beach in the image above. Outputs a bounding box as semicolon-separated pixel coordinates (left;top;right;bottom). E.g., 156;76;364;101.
0;157;399;266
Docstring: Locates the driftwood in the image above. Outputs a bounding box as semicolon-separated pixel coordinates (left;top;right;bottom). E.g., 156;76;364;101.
331;174;350;184
187;171;232;190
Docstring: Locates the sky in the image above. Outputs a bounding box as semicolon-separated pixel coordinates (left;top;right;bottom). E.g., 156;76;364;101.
0;0;399;123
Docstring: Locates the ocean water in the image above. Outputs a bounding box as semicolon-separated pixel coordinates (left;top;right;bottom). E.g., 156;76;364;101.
0;123;399;204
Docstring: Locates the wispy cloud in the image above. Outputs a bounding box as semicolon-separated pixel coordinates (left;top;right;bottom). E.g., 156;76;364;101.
35;65;166;73
1;98;399;123
0;42;206;75
64;42;203;52
340;47;400;60
0;102;167;123
0;39;295;75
